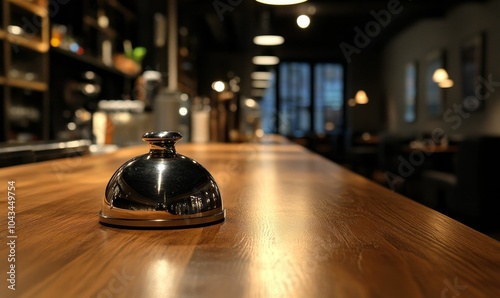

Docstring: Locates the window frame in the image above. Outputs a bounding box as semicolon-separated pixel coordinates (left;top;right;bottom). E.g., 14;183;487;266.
274;60;347;137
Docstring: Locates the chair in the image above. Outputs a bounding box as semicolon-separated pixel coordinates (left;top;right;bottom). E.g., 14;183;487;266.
421;136;500;231
375;132;416;194
344;130;380;178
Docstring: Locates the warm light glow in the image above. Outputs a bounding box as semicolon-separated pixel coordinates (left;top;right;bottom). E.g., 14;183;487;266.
251;71;273;80
98;15;109;28
245;98;257;108
51;38;61;47
67;122;76;131
253;35;285;46
432;68;449;83
146;259;171;295
256;0;307;5
348;98;356;107
83;84;97;95
252;56;280;65
438;79;454;88
8;25;23;35
355;90;369;104
102;40;112;66
179;107;188;116
84;71;96;80
211;81;226;92
252;80;270;88
324;122;335;131
231;84;240;92
297;15;310;28
361;132;372;141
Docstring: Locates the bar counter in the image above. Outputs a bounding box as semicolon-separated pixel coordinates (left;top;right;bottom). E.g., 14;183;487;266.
1;136;499;297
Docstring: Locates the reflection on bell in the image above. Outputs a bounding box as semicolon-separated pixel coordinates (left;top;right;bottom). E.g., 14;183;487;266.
99;131;226;228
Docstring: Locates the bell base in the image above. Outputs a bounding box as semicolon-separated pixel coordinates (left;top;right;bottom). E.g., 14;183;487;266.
99;209;226;228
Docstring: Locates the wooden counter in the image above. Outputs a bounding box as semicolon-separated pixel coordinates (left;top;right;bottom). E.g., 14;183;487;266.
1;136;499;297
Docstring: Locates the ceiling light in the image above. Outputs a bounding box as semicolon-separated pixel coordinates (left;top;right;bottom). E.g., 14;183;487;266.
354;90;368;104
438;79;454;88
252;56;280;65
98;15;109;28
211;81;226;92
297;15;310;28
7;25;23;35
245;98;257;108
252;80;271;88
253;35;285;46
432;68;449;83
179;107;188;116
251;71;273;80
256;0;307;5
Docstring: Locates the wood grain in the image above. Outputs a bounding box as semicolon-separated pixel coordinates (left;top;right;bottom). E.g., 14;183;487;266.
1;135;499;297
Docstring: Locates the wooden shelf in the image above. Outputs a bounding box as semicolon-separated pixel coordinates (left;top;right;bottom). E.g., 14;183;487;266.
7;34;49;52
51;46;136;79
83;15;117;39
7;78;48;91
1;0;50;142
8;0;47;17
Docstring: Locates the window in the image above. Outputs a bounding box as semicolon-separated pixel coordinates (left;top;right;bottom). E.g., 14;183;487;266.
261;69;277;134
314;63;344;134
264;62;344;137
279;62;311;136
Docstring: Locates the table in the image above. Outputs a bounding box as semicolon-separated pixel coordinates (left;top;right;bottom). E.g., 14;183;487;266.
1;135;499;297
402;144;460;174
403;144;459;154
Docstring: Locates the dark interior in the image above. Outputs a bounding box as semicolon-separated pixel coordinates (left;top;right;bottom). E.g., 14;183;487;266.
1;0;500;235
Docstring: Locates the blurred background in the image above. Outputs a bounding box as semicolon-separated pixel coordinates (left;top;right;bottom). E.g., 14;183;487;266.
1;0;500;233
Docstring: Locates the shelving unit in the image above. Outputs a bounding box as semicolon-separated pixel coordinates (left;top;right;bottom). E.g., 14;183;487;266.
1;0;199;143
1;0;49;142
48;0;140;140
0;0;144;142
50;46;135;79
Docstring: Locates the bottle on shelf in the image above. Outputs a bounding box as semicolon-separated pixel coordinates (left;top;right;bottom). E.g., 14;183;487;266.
191;96;211;143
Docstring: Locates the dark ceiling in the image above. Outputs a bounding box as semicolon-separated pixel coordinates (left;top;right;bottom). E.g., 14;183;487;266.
179;0;484;60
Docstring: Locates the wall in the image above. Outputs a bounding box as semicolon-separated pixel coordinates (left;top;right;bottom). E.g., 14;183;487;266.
198;51;253;97
346;49;386;133
383;0;500;137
